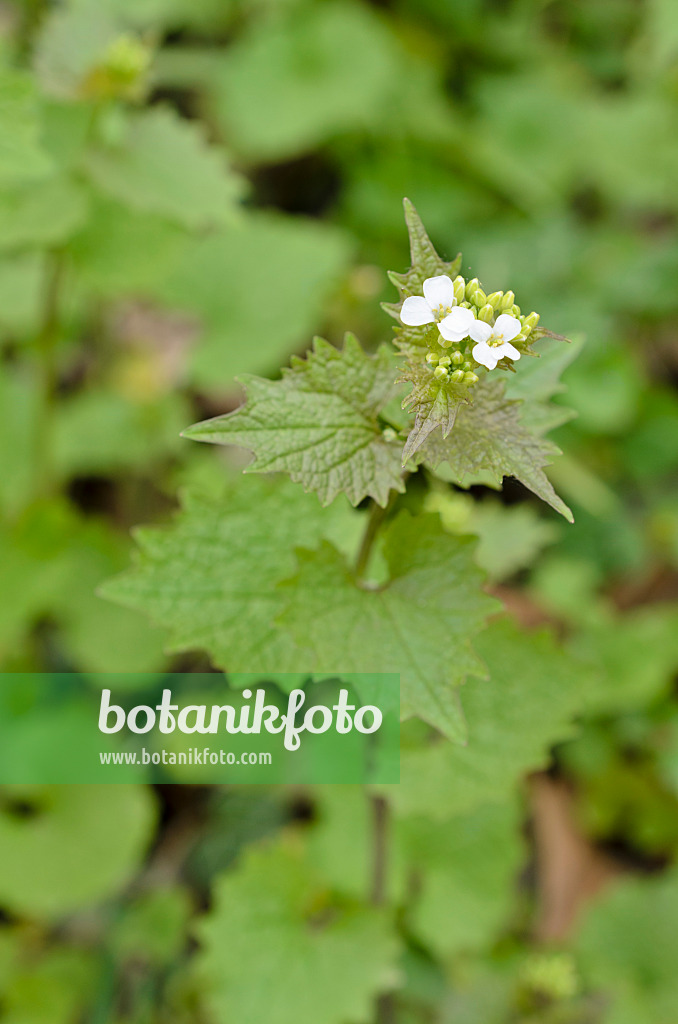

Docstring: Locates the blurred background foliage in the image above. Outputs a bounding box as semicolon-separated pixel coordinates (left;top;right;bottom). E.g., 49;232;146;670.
0;0;678;1020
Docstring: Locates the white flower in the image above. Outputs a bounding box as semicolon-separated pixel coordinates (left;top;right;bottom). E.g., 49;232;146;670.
468;313;522;370
400;275;476;345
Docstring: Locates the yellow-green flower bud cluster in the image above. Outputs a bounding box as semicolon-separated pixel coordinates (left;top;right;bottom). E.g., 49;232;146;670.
422;272;541;389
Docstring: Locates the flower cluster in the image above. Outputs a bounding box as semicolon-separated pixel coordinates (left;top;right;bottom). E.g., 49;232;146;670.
400;273;540;385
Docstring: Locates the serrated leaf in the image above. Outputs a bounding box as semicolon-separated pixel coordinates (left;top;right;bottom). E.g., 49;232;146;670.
184;335;405;508
505;335;583;433
422;378;573;521
392;618;586;819
383;198;461;326
278;512;499;742
101;475;358;672
195;838;399;1024
84;106;243;229
0;68;52;185
387;198;462;300
400;368;467;463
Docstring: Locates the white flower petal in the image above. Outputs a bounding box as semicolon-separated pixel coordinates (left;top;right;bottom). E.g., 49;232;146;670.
494;313;521;341
400;295;435;326
472;342;498;370
423;275;456;311
468;319;493;343
438;305;475;340
502;342;521;361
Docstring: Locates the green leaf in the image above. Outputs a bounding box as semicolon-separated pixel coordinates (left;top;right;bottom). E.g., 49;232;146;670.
101;475;358;672
67;196;187;294
0;68;52;185
392;618;586;818
278;512;499;742
576;871;678;1024
84;106;243;229
0;785;156;918
212;1;403;161
0;175;88;251
195;838;399;1024
421;378;573;521
152;210;353;386
400;800;523;958
184;335;405;507
383;198;461;322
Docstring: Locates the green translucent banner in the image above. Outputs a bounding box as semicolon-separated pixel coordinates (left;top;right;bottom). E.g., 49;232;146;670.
0;674;400;784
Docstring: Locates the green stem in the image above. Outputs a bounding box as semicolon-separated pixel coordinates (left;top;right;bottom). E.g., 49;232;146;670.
371;794;395;1023
354;499;389;582
32;251;65;498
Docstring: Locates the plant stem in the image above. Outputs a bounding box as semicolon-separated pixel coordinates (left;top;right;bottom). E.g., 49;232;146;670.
354;499;389;582
32;250;65;498
371;794;395;1023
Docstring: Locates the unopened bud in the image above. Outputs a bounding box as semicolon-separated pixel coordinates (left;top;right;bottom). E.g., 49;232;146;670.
473;287;487;307
450;369;465;383
486;291;503;309
460;300;472;309
465;277;480;301
382;427;397;442
462;361;472;371
478;303;494;323
453;276;466;303
510;304;521;317
434;365;448;379
523;311;540;329
500;290;515;310
426;352;439;365
451;351;464;366
464;371;479;384
438;355;452;367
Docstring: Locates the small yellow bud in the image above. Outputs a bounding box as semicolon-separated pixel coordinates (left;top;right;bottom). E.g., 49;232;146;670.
453;276;466;303
460;300;472;308
524;311;540;329
478;303;494;323
464;371;479;384
500;290;515;310
462;361;472;371
473;287;487;307
426;352;439;365
510;304;521;317
434;365;448;379
450;369;465;383
438;355;452;367
465;277;480;301
486;291;503;309
451;351;464;366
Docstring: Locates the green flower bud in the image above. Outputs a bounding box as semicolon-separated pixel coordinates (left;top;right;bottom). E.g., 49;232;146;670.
460;300;472;308
450;369;465;383
382;427;397;442
510;304;521;317
438;336;452;348
465;277;480;301
478;303;494;323
486;291;503;309
426;352;439;365
462;361;472;371
464;371;479;384
473;287;487;307
438;355;452;367
434;365;448;379
451;351;464;366
453;276;466;303
500;290;515;310
523;311;540;329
